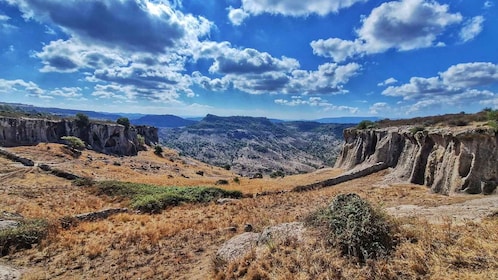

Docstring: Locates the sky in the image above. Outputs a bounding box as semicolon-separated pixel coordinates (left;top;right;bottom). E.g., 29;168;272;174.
0;0;497;119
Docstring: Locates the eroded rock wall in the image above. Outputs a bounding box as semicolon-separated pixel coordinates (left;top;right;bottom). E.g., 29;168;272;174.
334;127;498;195
0;116;158;156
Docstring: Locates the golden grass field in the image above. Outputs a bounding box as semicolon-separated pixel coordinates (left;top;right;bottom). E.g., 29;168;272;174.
0;144;497;279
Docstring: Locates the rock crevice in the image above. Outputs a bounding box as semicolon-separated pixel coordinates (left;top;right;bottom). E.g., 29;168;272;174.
0;116;158;156
334;127;498;195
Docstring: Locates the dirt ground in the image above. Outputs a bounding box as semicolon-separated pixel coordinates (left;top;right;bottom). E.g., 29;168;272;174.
1;144;497;279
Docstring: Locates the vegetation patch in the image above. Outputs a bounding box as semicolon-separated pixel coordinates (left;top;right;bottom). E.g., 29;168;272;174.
0;219;49;256
307;193;397;263
96;181;243;213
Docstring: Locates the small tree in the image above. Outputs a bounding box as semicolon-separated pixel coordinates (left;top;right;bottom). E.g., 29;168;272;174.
154;145;163;156
116;117;130;130
61;136;85;150
75;113;90;129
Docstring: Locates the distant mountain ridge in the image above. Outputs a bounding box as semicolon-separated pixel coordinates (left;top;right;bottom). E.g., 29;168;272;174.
161;114;353;176
132;114;196;128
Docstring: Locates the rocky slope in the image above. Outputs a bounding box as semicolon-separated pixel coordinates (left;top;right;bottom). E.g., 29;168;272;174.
161;114;351;176
334;126;498;195
0;116;158;156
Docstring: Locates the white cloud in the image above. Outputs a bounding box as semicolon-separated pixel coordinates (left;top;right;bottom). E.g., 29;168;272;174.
440;62;498;88
483;1;494;9
459;16;484;43
377;77;398;86
275;96;359;113
228;7;249;26
7;0;212;53
311;0;463;62
239;0;367;17
0;13;17;32
0;78;45;96
382;62;498;114
369;102;390;114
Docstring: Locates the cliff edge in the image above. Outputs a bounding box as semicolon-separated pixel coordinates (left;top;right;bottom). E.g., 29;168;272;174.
334;126;497;195
0;116;158;156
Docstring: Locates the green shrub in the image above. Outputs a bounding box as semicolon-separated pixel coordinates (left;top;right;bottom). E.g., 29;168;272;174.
356;120;377;130
116;117;131;130
307;193;397;262
72;177;95;187
233;177;240;184
96;181;243;213
61;136;85;150
137;134;145;146
75;113;90;129
0;219;49;256
270;170;285;178
154;145;163;156
409;126;425;134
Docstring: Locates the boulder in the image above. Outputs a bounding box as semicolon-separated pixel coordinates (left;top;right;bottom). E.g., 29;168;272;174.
216;222;305;263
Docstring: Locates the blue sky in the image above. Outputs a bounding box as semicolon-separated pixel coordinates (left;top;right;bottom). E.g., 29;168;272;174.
0;0;497;119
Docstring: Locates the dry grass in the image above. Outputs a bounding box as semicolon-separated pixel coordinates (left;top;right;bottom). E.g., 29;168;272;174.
0;145;497;279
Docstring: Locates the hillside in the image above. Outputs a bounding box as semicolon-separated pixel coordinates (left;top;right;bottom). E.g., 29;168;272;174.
0;141;496;279
131;114;197;128
160;114;352;176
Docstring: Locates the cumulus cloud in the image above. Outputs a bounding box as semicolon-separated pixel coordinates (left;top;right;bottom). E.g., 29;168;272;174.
311;0;463;62
275;96;359;113
440;62;498;88
369;102;390;114
6;0;211;53
377;77;398;86
483;1;494;9
228;7;249;26
459;16;484;43
0;78;86;99
237;0;367;18
382;62;498;113
0;78;45;96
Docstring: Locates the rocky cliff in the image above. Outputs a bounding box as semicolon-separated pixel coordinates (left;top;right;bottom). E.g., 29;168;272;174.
334;126;497;195
0;116;158;156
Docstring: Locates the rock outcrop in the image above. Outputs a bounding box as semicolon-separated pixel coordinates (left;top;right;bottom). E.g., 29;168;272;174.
0;116;158;156
334;126;498;195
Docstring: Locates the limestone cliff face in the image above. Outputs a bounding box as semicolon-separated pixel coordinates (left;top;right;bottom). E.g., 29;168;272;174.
334;126;498;195
0;116;158;156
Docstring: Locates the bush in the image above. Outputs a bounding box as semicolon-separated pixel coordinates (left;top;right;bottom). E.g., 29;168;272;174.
61;136;85;150
215;179;229;185
0;219;48;256
137;134;145;146
270;170;285;178
75;113;90;129
307;193;397;262
116;117;130;130
154;145;163;156
357;120;377;130
72;177;95;187
409;126;425;134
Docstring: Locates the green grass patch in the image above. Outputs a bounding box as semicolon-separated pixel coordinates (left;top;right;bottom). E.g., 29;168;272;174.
0;219;49;256
96;181;243;213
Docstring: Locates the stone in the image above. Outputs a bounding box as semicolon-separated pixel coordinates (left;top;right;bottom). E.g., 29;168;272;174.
216;222;306;263
0;264;21;280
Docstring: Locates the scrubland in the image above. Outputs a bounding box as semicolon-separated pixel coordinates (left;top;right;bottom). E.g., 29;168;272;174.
0;144;497;279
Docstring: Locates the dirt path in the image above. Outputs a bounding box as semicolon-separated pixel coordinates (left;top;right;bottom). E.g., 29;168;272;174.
387;195;498;224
